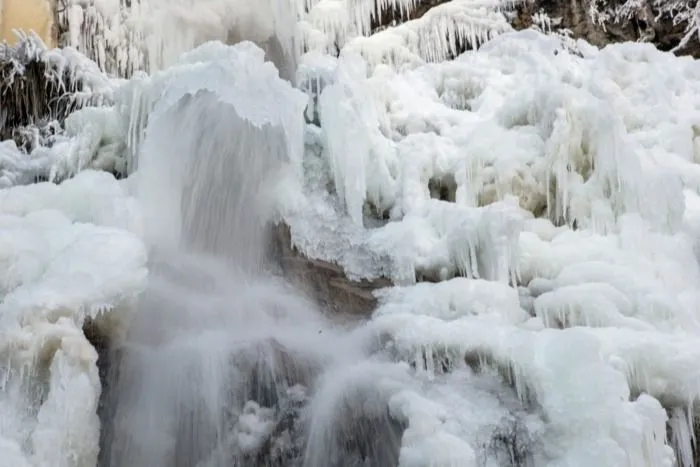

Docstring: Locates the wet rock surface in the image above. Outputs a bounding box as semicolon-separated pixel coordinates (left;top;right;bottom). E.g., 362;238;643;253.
274;223;392;318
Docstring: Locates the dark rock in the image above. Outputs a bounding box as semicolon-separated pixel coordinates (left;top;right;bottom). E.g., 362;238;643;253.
513;0;700;58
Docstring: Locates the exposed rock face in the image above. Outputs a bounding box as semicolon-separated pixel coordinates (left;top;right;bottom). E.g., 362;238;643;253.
275;224;392;318
513;0;700;57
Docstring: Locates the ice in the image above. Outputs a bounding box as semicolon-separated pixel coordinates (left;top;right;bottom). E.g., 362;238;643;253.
375;277;528;324
114;40;307;256
98;39;414;467
61;0;518;79
0;34;119;187
0;170;147;467
60;0;298;77
0;108;127;187
343;0;513;67
281;25;700;467
7;2;700;466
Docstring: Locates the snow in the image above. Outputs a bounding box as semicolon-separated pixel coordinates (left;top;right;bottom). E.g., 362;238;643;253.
4;2;700;466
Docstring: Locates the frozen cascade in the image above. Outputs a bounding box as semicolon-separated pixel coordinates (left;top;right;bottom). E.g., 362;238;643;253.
58;0;300;79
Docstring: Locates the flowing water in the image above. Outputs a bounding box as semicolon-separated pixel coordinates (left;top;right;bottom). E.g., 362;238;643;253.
96;85;406;466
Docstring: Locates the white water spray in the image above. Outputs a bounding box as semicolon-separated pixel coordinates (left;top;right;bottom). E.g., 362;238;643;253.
100;40;409;467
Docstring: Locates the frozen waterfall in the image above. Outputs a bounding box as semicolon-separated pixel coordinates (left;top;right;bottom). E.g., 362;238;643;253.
3;0;700;466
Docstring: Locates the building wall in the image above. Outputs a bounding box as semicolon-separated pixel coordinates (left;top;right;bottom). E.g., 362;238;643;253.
1;0;56;47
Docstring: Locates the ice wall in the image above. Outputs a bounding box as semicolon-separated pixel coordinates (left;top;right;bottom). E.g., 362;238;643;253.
59;0;299;78
58;0;520;78
281;28;700;466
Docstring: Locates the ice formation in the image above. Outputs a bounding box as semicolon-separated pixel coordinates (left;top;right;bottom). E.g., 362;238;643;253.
0;169;147;467
58;0;299;77
282;25;700;467
57;0;521;79
4;0;700;466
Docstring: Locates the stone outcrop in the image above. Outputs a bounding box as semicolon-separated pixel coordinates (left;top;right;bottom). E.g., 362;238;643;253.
275;224;392;318
512;0;700;57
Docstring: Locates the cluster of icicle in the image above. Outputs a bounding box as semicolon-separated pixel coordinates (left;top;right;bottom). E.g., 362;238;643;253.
0;31;112;138
58;0;522;77
0;32;118;187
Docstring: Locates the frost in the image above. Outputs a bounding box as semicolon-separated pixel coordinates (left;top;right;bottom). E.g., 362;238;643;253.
0;32;114;138
0;33;119;187
0;107;126;188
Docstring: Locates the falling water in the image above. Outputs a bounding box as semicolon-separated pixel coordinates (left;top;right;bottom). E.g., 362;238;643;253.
98;50;405;466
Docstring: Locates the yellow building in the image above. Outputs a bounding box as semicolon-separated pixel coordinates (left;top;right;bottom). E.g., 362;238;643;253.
1;0;56;47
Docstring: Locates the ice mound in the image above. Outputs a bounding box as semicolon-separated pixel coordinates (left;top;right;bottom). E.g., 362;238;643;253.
0;170;147;467
284;30;698;281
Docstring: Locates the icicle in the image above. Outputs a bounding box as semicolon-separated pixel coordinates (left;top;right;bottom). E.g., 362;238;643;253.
669;406;696;467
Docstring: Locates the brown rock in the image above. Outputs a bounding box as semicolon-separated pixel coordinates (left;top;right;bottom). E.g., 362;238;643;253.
513;0;700;58
274;223;392;318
